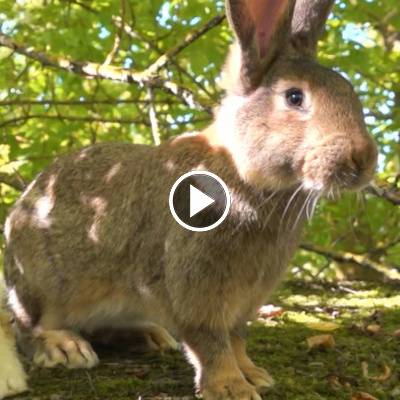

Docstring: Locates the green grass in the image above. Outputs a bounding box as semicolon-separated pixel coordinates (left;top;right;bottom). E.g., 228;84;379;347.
14;280;400;399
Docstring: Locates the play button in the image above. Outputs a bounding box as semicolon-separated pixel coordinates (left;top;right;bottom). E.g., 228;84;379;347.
190;185;215;217
169;171;231;232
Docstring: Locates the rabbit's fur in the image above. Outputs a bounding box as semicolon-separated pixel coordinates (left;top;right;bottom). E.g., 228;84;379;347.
0;282;27;399
2;0;377;399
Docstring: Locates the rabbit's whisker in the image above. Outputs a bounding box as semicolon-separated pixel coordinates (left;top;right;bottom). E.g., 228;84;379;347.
306;190;316;220
231;189;279;235
310;192;321;217
278;183;303;236
280;183;303;222
292;190;313;234
262;192;284;230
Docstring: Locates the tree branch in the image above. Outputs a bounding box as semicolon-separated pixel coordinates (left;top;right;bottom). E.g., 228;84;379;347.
0;98;180;106
0;113;211;129
113;16;218;100
147;87;161;145
0;172;25;191
142;14;225;76
0;114;150;128
62;0;99;14
300;243;400;282
103;0;126;65
366;183;400;206
0;33;210;112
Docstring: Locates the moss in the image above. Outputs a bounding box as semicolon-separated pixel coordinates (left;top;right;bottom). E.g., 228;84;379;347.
14;280;400;399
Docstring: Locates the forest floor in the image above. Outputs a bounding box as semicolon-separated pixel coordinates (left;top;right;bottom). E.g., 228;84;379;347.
12;280;400;400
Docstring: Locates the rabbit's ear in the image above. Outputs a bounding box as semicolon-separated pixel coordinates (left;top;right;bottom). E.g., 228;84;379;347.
225;0;295;93
291;0;335;56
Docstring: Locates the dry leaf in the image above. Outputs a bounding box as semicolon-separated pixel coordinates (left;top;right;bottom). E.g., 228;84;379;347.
361;361;391;381
392;329;400;337
258;305;283;319
307;334;335;350
306;322;340;332
351;392;378;400
328;375;341;387
365;324;381;334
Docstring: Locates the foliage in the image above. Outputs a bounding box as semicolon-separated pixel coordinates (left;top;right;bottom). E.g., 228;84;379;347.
0;0;399;276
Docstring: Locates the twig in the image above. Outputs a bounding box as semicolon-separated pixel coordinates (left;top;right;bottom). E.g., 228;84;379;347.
366;182;400;206
0;172;25;191
62;0;98;14
0;98;180;106
142;14;226;76
0;33;209;112
103;0;126;65
0;114;150;128
147;87;161;145
113;15;220;100
0;113;211;129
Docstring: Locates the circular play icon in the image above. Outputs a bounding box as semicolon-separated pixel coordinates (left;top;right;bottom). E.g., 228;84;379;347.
169;171;231;232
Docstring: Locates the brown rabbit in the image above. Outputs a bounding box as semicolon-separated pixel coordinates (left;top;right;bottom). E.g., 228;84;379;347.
2;0;377;399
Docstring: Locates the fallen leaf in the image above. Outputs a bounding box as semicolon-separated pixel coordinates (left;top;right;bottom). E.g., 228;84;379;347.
361;361;391;381
306;322;340;332
258;305;283;318
328;375;341;387
351;392;378;400
307;334;335;350
365;324;381;334
392;329;400;337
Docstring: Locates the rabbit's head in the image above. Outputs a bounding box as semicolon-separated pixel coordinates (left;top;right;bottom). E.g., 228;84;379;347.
210;0;377;194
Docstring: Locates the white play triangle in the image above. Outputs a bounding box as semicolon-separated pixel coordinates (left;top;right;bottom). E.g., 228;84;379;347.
190;185;215;218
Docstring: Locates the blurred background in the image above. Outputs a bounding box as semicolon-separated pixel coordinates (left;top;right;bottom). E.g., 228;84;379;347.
0;0;398;281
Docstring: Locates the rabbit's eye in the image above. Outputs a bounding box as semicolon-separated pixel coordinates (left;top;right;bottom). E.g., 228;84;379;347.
285;88;304;108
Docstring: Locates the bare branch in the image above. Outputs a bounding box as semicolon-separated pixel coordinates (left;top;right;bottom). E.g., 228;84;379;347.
61;0;99;14
0;114;150;128
113;15;221;100
0;98;180;106
147;87;161;145
0;113;211;129
366;182;400;206
300;243;400;282
103;0;126;65
0;172;25;191
142;14;226;76
0;33;210;112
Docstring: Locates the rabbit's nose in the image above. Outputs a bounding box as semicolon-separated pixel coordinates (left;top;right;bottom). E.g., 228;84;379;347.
350;133;378;176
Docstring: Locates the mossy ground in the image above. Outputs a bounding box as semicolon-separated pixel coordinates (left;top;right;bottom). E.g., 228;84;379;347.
13;280;400;400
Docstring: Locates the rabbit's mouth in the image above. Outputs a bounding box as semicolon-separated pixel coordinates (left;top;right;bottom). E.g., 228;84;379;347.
301;168;375;200
300;158;376;198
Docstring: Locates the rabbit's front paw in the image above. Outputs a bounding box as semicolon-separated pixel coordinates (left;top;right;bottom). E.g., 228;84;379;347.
33;330;99;369
242;366;274;392
202;377;261;400
0;354;27;399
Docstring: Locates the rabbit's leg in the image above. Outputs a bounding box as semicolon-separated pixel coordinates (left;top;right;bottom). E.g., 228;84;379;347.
134;322;179;352
231;332;274;392
183;327;261;400
33;329;99;369
0;312;28;398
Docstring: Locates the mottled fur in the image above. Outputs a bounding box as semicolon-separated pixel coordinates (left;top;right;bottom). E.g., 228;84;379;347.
2;0;377;399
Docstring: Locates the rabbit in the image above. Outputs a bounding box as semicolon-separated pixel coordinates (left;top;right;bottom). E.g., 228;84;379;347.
0;281;27;399
2;0;378;399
